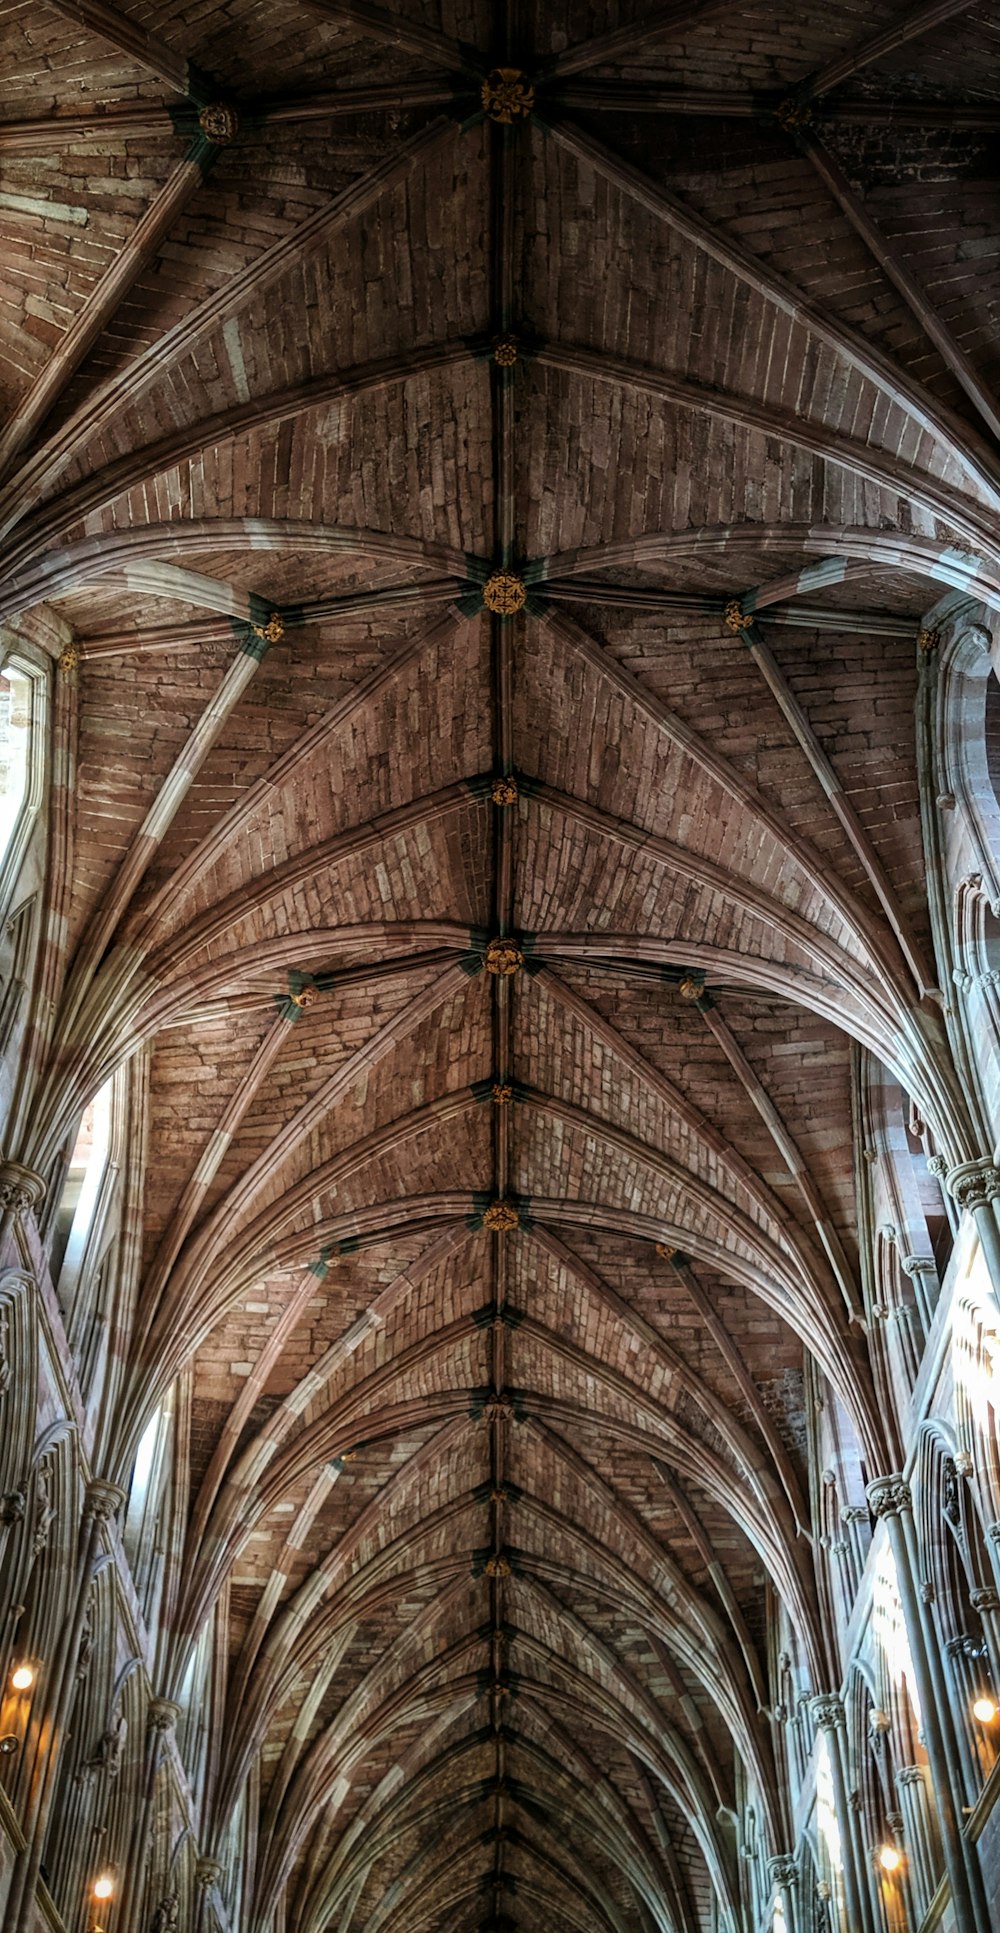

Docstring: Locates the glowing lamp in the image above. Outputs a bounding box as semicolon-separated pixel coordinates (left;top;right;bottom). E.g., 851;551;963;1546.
973;1695;998;1724
10;1664;33;1692
878;1845;901;1874
93;1875;114;1901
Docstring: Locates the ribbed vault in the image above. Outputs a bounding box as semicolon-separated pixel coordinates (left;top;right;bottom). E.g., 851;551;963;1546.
3;2;1000;1929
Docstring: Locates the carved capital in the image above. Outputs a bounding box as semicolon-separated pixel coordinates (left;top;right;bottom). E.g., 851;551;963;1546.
811;1694;845;1732
84;1479;126;1524
841;1505;869;1525
971;1586;1000;1614
866;1474;912;1519
195;1858;223;1891
895;1764;926;1789
946;1157;1000;1212
147;1697;181;1734
900;1255;936;1280
768;1856;799;1888
0;1162;46;1219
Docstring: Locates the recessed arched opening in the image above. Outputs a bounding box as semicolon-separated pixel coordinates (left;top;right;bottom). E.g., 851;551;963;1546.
49;1078;113;1295
0;656;44;887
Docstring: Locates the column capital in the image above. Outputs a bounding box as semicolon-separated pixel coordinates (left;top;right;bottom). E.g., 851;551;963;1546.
0;1162;46;1218
895;1764;927;1789
195;1858;223;1891
971;1586;1000;1614
811;1693;845;1731
841;1505;869;1525
946;1157;1000;1211
768;1855;799;1887
900;1255;937;1280
147;1697;181;1733
866;1474;912;1518
84;1478;126;1523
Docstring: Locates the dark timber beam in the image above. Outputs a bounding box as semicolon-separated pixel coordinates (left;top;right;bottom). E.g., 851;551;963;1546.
542;0;733;80
296;0;478;72
0;84;464;153
5;88;995;160
797;126;1000;444
547;83;1000;130
43;0;216;102
796;0;982;101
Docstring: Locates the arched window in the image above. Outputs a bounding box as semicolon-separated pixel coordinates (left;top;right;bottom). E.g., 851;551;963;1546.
178;1617;214;1810
0;655;45;904
123;1401;173;1631
50;1080;113;1296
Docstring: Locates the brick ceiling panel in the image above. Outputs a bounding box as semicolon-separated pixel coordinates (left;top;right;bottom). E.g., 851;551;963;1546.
0;140;184;407
47;130;487;476
1;5;157;112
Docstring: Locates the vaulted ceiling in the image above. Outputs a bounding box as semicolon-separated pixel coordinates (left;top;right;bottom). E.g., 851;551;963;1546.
3;3;1000;1930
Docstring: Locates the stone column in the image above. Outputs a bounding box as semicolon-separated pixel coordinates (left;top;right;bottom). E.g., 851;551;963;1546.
767;1855;799;1933
119;1699;180;1933
195;1857;223;1933
946;1161;1000;1305
840;1505;870;1602
895;1764;938;1923
8;1479;124;1933
900;1255;939;1333
969;1583;1000;1678
887;1299;923;1390
943;1633;983;1800
867;1475;989;1932
810;1695;873;1933
0;1489;27;1690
